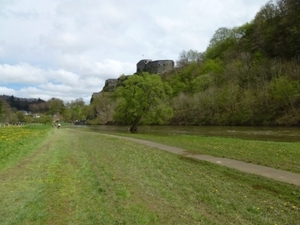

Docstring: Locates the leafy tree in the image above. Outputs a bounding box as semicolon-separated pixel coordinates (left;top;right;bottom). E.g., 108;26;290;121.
268;76;299;113
250;0;300;59
90;92;116;124
39;114;53;124
64;98;86;123
176;50;203;67
47;98;64;115
205;27;238;60
0;98;17;124
113;72;173;132
16;111;25;123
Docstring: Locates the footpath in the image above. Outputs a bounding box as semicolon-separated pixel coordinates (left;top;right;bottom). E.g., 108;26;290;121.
102;134;300;187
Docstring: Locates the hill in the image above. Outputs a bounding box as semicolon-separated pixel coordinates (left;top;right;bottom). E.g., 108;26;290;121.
0;95;45;111
90;0;300;126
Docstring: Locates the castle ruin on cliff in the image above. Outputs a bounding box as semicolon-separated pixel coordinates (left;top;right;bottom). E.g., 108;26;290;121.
91;59;174;102
136;59;174;74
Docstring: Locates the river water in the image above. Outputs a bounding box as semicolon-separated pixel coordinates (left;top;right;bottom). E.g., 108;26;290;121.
87;125;300;143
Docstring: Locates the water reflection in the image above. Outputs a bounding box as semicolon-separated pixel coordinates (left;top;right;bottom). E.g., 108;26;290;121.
87;125;300;142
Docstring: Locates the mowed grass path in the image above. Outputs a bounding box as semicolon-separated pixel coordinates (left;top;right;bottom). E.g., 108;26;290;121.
0;126;299;224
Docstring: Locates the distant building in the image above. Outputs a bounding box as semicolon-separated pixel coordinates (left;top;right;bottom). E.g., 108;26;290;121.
136;59;174;74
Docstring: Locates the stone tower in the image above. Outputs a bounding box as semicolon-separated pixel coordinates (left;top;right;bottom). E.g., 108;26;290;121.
136;59;174;74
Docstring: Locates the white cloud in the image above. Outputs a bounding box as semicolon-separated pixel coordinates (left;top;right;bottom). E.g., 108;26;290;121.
0;63;48;84
0;0;268;103
0;87;16;96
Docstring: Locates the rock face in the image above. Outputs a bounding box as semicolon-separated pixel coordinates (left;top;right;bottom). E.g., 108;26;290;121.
136;59;174;74
90;78;120;103
91;59;174;102
102;79;118;92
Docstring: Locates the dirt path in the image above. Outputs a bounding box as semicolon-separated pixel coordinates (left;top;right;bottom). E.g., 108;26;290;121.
101;134;300;187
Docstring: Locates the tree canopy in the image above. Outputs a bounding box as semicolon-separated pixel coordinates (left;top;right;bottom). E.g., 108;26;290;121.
113;72;173;132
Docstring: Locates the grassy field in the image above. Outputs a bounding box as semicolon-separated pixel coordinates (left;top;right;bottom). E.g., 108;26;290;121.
104;132;300;174
0;126;299;224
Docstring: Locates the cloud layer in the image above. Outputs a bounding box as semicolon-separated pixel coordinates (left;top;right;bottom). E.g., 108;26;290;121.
0;0;266;103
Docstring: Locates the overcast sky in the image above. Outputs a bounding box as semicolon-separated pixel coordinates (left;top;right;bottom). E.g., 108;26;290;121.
0;0;268;103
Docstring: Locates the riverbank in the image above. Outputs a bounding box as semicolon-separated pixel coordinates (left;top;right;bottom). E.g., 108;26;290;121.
0;126;299;224
86;129;300;173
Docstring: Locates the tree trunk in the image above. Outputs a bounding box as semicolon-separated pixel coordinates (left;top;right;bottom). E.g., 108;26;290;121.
129;116;141;133
129;123;138;133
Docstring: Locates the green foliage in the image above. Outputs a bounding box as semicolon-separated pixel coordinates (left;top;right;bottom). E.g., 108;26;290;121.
200;59;224;74
39;114;53;124
268;77;299;107
63;98;87;123
16;111;25;122
48;98;64;115
248;0;300;58
205;27;237;60
89;92;116;124
176;49;203;67
166;0;300;126
113;72;173;131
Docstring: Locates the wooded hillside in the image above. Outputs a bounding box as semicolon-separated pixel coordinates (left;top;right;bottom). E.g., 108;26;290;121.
90;0;300;126
165;0;300;126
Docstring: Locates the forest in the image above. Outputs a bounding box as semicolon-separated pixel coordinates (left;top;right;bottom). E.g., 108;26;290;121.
1;0;300;127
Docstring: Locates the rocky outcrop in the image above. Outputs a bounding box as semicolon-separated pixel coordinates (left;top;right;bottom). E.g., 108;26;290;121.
91;59;174;102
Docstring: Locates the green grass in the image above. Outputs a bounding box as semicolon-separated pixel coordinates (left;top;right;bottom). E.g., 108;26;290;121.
0;124;52;170
0;127;299;224
103;132;300;173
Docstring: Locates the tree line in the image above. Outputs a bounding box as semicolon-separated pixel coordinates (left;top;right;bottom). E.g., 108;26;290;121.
0;97;90;125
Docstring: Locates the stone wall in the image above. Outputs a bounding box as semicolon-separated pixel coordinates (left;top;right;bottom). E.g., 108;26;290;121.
137;59;174;74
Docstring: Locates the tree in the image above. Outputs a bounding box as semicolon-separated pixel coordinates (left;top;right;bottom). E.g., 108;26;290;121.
90;92;116;124
113;72;173;133
205;27;237;60
176;50;203;67
16;111;25;123
64;98;86;123
47;98;64;115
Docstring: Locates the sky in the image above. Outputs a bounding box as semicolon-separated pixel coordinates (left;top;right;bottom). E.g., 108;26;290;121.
0;0;268;103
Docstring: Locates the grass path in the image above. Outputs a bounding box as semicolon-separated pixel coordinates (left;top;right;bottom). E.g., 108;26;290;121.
100;131;300;173
0;127;299;224
98;133;300;186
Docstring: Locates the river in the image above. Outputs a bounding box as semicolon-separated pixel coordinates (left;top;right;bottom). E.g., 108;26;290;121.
86;125;300;143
